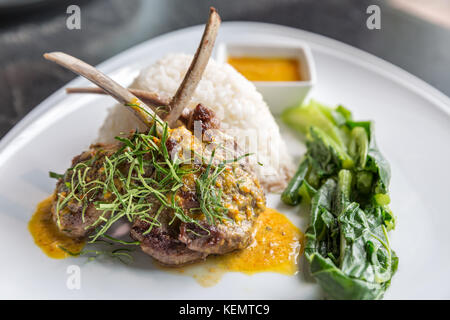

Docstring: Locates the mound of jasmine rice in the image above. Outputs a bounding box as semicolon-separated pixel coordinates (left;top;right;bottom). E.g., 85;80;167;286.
98;53;294;192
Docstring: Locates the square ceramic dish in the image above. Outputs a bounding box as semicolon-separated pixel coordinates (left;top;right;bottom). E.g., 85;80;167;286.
216;42;316;114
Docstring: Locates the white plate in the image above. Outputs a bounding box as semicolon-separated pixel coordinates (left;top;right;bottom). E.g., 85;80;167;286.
0;22;449;300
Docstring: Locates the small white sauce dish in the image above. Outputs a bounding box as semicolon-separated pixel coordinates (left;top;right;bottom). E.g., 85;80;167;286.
216;42;316;114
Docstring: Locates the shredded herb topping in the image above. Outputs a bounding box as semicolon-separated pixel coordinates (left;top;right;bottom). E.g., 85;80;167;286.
53;120;249;244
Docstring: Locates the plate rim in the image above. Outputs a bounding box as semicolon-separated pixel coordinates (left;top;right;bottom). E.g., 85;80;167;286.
0;21;449;157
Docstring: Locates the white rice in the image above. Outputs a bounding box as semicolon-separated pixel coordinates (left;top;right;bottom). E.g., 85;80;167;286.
98;53;295;192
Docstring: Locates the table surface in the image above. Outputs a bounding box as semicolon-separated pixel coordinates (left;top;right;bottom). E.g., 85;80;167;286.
1;0;449;139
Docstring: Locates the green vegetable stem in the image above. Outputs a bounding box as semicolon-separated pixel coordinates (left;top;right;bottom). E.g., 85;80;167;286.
281;158;309;206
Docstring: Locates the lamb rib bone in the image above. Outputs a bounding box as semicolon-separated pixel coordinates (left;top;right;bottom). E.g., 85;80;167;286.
65;87;170;108
43;52;164;136
165;7;221;128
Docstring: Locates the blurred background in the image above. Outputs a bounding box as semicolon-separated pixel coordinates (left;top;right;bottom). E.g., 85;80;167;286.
0;0;449;138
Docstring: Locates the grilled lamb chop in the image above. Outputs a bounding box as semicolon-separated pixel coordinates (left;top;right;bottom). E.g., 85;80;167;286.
52;115;265;265
45;8;266;266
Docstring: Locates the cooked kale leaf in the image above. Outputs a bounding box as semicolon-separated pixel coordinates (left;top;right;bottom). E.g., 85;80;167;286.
282;101;398;300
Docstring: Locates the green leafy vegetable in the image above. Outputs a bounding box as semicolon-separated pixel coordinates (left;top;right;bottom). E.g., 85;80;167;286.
282;100;349;148
348;127;368;169
282;100;397;300
307;126;354;174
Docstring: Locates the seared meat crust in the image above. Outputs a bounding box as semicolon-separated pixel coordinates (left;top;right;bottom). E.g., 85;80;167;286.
131;211;207;266
179;220;253;254
187;103;220;133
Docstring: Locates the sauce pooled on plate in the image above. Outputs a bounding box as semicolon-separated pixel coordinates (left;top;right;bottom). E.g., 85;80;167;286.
162;207;304;286
217;207;303;275
28;195;85;259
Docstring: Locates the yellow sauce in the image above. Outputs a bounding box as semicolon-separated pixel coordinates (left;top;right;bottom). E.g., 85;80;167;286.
217;208;303;274
28;195;85;259
227;56;302;81
160;208;304;286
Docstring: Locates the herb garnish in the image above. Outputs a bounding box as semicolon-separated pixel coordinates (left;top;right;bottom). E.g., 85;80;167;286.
49;171;64;179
